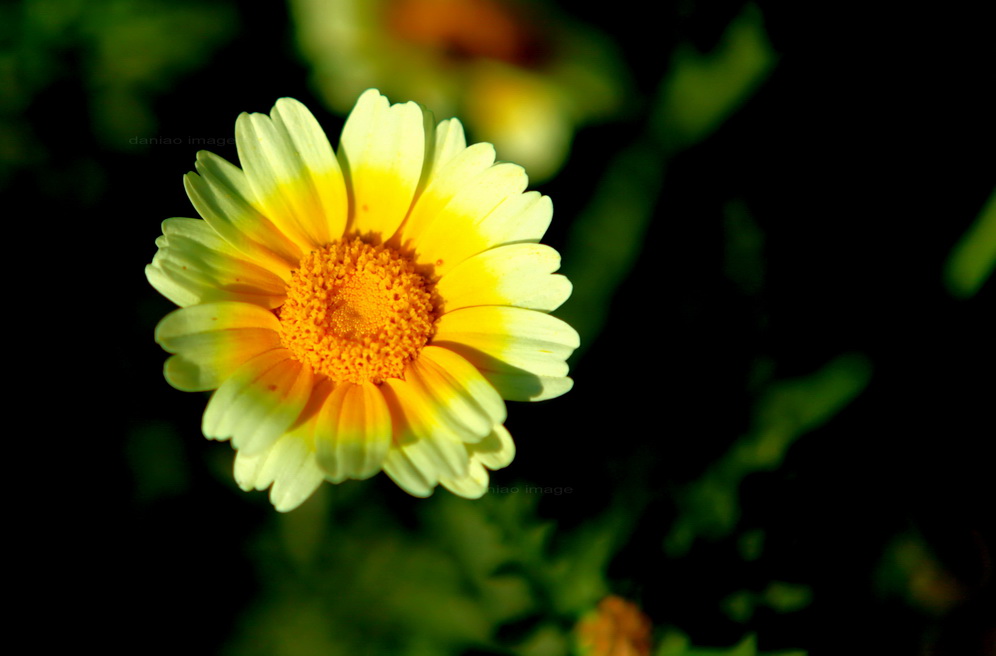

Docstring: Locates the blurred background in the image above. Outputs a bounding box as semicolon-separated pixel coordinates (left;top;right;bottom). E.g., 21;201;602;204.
6;0;994;654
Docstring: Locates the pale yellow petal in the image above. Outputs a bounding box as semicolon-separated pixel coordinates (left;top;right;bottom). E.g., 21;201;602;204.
393;142;497;252
383;447;436;498
155;302;282;391
480;190;553;244
429;118;468;173
185;151;302;277
415;189;554;277
271;98;350;243
439;460;489;498
412;346;506;441
440;425;516;498
314;381;392;482
435;243;572;312
477;372;574;402
432;307;579;401
469;424;516;471
337;89;426;241
381;376;471;481
202;348;315;455
235;98;348;249
233;429;324;512
147;217;286;309
406;161;530;276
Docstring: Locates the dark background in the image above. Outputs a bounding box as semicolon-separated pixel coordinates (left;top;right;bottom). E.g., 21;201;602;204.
9;1;993;654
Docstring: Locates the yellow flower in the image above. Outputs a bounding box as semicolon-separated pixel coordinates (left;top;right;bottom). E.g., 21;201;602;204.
575;596;653;656
290;0;625;181
147;90;577;511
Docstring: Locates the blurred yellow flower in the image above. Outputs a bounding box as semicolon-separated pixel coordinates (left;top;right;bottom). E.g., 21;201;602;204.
575;596;653;656
147;90;578;510
290;0;625;181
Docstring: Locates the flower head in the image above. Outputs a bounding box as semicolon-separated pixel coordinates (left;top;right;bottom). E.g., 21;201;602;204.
575;596;653;656
147;90;577;510
290;0;626;181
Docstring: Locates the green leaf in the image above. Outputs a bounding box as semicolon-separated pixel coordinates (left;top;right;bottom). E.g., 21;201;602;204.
654;4;777;151
945;187;996;298
557;143;664;351
656;630;807;656
666;354;872;556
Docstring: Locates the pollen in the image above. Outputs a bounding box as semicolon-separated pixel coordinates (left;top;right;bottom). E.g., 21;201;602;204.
277;238;437;384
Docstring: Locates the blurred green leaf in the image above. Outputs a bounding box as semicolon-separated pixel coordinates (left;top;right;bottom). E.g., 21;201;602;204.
722;590;756;624
875;533;967;616
84;0;237;148
722;582;813;623
520;622;572;656
2;0;235;157
546;511;629;617
665;354;872;556
125;421;190;503
2;0;234;195
724;200;766;295
227;482;650;656
654;4;777;151
227;488;576;655
945;187;996;298
229;505;496;656
277;485;331;568
737;529;765;562
558;143;664;350
560;5;776;351
762;581;813;613
424;493;544;625
657;630;806;656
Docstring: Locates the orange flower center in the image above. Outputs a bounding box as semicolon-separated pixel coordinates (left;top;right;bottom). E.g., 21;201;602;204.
277;238;436;384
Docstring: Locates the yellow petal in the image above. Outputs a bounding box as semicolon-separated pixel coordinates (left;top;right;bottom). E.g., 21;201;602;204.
382;446;436;498
147;218;286;309
439;460;489;499
314;381;392;482
477;372;574;403
234;430;324;512
439;425;516;499
435;243;572;312
235;98;348;249
155;302;282;391
394;142;498;252
381;374;472;482
407;161;531;276
411;346;507;441
185;151;302;277
432;306;579;400
202;348;315;455
429;117;469;174
469;424;516;471
338;89;426;241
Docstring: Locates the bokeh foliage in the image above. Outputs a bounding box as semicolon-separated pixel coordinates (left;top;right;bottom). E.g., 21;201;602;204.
12;0;993;654
946;187;996;298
